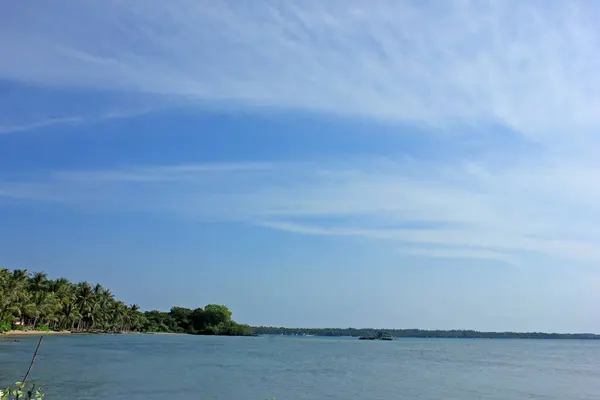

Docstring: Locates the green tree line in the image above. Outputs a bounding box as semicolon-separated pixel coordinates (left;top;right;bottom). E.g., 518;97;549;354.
142;306;251;335
251;327;600;340
0;269;250;336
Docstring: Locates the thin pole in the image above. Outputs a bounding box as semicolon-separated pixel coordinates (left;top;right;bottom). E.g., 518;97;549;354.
22;336;43;384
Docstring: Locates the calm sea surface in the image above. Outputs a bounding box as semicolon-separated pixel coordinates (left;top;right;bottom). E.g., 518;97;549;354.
2;334;600;399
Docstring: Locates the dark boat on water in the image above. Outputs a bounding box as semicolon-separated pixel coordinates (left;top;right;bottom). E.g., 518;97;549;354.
359;331;393;340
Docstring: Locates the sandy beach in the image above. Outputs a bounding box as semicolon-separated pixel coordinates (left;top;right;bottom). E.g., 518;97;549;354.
1;330;185;337
1;330;72;336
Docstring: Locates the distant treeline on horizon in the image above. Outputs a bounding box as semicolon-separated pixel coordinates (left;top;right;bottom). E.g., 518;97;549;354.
251;326;600;340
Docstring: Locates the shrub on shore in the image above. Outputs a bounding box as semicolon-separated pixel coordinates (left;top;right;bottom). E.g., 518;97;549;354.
34;324;50;332
0;319;11;332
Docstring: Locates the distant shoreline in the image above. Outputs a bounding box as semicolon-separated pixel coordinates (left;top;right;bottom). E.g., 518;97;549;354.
3;329;598;340
251;327;600;340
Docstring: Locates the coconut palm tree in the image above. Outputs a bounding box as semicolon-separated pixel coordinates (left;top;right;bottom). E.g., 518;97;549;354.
127;304;141;331
75;282;95;331
117;301;129;332
0;270;150;333
11;291;36;326
29;272;48;292
31;290;58;328
1;268;247;336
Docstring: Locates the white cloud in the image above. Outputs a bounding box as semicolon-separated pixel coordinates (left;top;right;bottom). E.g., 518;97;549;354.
3;0;600;271
2;157;600;266
0;117;83;134
2;0;600;139
0;107;155;134
400;248;524;268
53;163;272;182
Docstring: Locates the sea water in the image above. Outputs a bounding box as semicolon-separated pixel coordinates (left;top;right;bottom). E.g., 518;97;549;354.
1;334;599;399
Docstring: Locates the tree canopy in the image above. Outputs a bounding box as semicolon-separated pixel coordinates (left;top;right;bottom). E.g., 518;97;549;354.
144;305;250;336
0;268;250;336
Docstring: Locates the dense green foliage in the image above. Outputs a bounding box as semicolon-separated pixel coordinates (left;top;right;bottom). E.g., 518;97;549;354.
251;327;600;340
0;269;250;336
143;305;251;335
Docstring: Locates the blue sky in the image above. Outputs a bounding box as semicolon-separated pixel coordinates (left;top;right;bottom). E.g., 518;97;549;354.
2;0;600;332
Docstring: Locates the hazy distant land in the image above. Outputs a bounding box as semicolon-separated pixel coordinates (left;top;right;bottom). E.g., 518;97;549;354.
251;327;600;340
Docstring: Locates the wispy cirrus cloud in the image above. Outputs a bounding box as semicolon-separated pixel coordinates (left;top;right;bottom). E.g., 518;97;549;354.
0;102;156;134
2;1;600;272
0;117;84;134
53;162;272;182
1;157;599;267
2;0;600;139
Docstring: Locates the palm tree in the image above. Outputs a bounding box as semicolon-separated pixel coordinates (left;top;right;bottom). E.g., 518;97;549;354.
60;299;81;331
29;272;48;292
0;268;13;322
128;304;141;331
49;277;70;293
51;278;76;330
92;288;115;330
11;269;29;285
11;291;36;326
75;282;95;331
0;269;151;334
109;301;128;332
31;291;58;328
